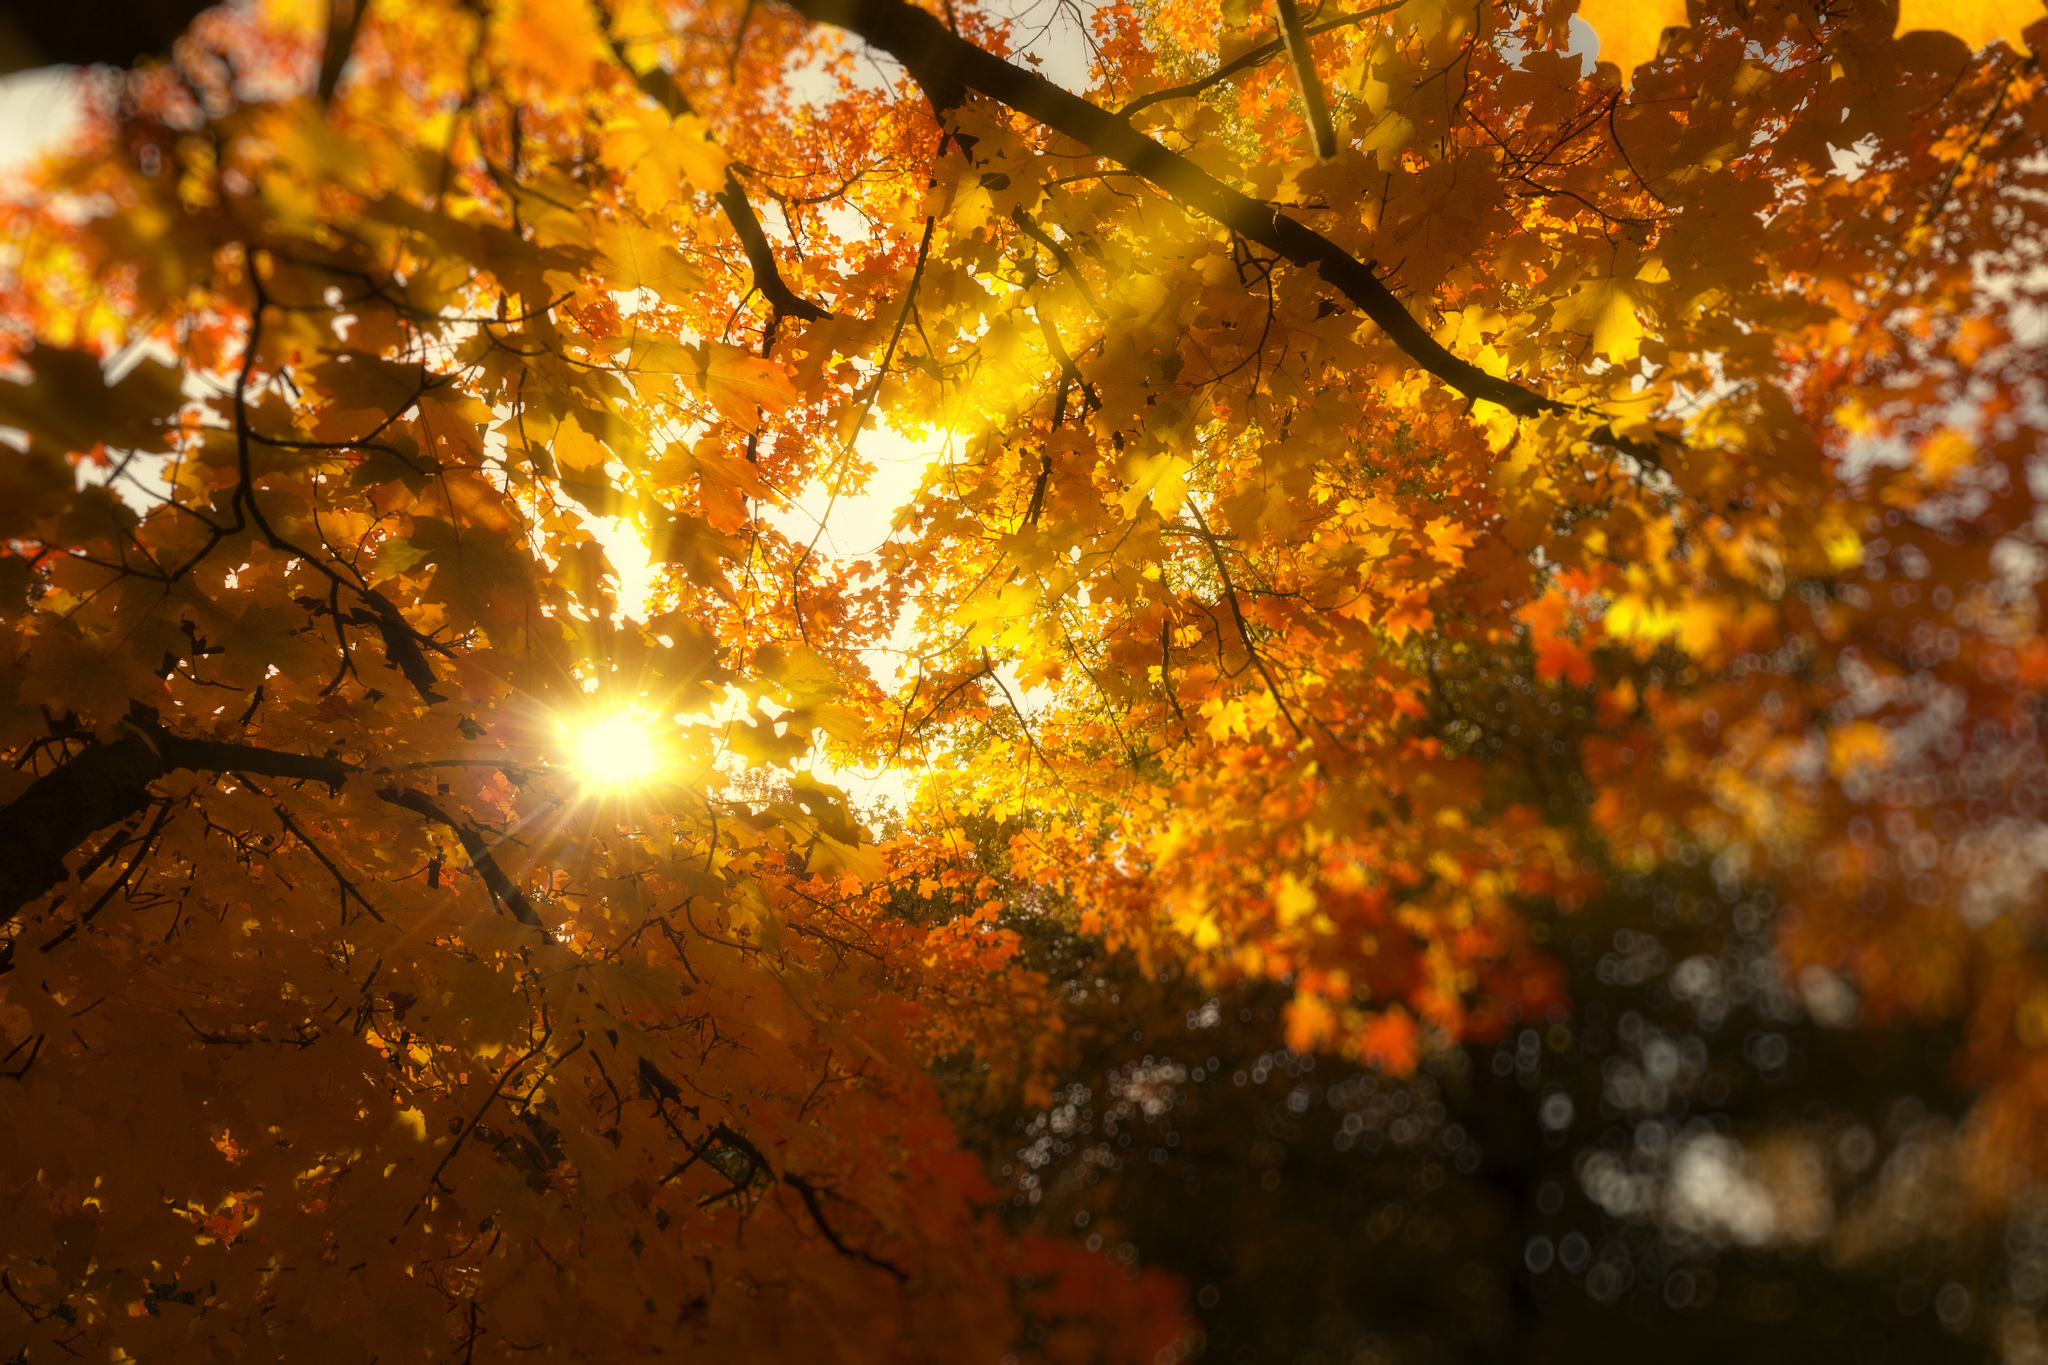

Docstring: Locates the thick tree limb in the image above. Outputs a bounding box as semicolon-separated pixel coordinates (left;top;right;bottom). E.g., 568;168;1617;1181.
1273;0;1337;159
0;716;546;937
316;0;369;103
36;802;176;957
351;587;451;704
783;0;1661;458
0;720;351;924
0;0;217;74
717;169;832;322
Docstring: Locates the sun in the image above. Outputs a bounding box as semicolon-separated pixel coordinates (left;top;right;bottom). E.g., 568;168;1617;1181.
571;713;659;788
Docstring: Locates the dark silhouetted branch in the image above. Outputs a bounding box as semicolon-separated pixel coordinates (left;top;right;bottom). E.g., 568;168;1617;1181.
783;0;1664;462
1;712;546;937
375;787;551;935
717;169;831;321
0;715;352;924
317;0;369;102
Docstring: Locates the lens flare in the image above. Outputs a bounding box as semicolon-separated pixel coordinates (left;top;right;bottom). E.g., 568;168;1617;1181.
573;713;657;788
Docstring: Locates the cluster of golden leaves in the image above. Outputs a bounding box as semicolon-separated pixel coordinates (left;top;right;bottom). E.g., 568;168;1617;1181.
0;0;2045;1358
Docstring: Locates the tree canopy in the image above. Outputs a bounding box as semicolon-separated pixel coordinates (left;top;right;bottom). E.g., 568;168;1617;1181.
2;0;2047;1360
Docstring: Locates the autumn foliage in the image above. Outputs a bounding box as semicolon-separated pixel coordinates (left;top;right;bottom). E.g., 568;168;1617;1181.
1;0;2046;1359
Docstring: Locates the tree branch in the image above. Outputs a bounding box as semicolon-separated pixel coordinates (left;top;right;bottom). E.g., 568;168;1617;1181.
1011;207;1107;319
1273;0;1337;159
599;31;831;327
1116;5;1399;119
317;0;370;103
782;0;1661;459
0;716;352;924
716;168;832;322
0;0;216;74
0;712;546;938
375;786;550;935
783;1173;909;1281
35;801;175;957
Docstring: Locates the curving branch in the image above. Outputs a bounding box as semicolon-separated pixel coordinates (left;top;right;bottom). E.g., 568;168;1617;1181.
218;281;451;705
783;1172;909;1281
375;786;550;934
599;32;832;327
1011;207;1107;318
781;0;1662;460
0;716;350;924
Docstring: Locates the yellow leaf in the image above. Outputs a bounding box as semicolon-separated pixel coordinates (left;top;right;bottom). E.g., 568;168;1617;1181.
1206;697;1249;742
490;0;605;91
1118;452;1192;519
1359;112;1416;171
606;0;674;71
552;412;613;473
592;220;705;307
1272;873;1318;926
1579;0;1688;87
1554;274;1645;362
602;105;731;206
1896;0;2044;50
1823;527;1863;572
1396;0;1479;46
648;511;739;601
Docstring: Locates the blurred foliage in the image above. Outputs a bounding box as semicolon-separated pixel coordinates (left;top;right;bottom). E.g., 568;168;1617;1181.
929;815;2024;1364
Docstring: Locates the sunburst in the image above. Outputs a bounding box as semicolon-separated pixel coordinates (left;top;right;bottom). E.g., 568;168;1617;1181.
570;712;659;789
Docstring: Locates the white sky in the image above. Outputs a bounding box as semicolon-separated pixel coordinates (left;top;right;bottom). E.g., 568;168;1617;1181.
0;67;85;182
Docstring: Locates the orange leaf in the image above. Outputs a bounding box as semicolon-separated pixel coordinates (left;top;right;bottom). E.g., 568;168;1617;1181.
1534;634;1595;688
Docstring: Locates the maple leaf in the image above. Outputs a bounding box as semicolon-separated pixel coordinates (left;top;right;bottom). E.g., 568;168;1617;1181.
593;220;707;307
550;411;614;473
1533;634;1595;688
1552;270;1647;362
695;342;797;431
0;346;185;458
602;104;732;205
